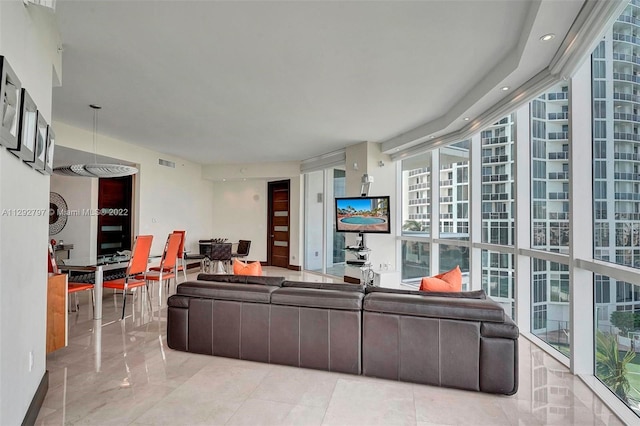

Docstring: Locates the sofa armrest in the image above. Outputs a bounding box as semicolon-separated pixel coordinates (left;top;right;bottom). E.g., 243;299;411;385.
481;316;519;339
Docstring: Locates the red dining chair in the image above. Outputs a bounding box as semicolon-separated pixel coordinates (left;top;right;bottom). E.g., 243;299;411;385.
138;232;182;306
149;230;187;282
103;235;153;319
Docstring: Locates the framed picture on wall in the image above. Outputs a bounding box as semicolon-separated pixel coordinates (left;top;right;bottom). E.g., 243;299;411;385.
44;125;55;175
0;56;21;150
9;88;38;165
32;110;47;171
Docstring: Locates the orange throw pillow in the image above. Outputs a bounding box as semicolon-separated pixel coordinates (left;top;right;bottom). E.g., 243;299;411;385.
420;265;462;292
233;259;263;276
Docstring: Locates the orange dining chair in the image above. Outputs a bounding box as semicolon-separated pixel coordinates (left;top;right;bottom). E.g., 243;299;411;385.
138;232;181;306
49;243;94;313
149;230;187;282
103;235;153;319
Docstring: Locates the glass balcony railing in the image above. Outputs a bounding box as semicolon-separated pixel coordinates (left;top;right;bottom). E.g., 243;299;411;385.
613;71;640;84
613;92;640;103
613;51;640;66
482;193;510;201
614;171;640;180
549;212;570;220
549;152;569;160
548;132;569;140
614;152;640;161
614;112;640;123
481;136;509;145
547;92;568;101
408;183;429;191
408;168;429;177
548;172;569;180
482;155;510;164
482;174;509;182
408;198;427;205
408;213;430;220
482;212;510;219
615;192;640;200
548;192;570;200
614;132;640;142
548;112;569;120
615;212;640;220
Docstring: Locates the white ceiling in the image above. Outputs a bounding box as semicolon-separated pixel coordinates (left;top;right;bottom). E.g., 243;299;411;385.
52;0;595;165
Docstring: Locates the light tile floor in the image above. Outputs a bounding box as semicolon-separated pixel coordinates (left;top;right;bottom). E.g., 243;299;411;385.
36;267;627;425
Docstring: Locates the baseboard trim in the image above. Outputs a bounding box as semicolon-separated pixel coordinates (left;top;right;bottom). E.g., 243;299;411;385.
260;261;268;266
287;265;301;271
343;275;361;284
22;370;48;426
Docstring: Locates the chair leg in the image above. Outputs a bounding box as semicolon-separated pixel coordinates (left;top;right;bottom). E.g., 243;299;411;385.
121;289;127;320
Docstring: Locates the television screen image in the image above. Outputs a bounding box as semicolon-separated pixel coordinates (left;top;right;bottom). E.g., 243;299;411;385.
335;196;390;233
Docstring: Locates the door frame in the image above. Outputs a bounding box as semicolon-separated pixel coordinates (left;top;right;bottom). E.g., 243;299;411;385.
267;179;290;267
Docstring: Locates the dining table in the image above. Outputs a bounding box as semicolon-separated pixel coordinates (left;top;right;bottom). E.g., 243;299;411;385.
58;253;160;320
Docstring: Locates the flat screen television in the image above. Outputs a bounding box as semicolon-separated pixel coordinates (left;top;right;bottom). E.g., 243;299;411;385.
335;196;390;234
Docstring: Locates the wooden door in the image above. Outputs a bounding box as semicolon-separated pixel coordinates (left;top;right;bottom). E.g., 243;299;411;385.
268;180;290;268
97;175;133;256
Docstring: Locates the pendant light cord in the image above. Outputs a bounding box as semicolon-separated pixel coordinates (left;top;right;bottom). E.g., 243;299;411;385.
90;104;101;164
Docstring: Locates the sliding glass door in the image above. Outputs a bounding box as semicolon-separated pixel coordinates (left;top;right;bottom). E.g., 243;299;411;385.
304;168;346;276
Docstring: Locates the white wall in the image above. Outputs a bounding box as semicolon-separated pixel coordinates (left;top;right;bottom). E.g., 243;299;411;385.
207;163;303;268
0;2;60;423
212;180;268;262
304;171;324;270
52;122;215;256
344;142;397;280
49;174;98;259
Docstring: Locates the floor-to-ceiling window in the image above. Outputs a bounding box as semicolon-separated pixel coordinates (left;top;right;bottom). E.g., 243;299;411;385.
304;168;346;277
400;152;431;282
529;83;572;358
592;4;640;412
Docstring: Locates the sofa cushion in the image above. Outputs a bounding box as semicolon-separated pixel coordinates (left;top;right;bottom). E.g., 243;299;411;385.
177;280;277;303
233;259;263;276
363;292;505;323
366;287;486;299
271;287;364;311
282;281;366;293
196;274;284;287
420;265;462;292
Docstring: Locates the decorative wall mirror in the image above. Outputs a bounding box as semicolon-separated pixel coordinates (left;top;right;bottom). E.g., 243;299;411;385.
11;88;37;165
0;56;21;149
33;110;47;170
44;126;55;175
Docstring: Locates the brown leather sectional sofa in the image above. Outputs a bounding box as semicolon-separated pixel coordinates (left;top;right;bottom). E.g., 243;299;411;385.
167;274;518;395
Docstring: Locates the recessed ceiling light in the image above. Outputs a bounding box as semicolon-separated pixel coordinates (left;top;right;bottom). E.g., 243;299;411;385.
394;148;400;152
463;117;470;121
430;136;435;139
222;178;226;182
540;33;555;42
501;86;510;91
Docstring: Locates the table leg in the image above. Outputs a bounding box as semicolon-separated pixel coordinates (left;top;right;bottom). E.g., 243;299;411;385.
94;266;103;320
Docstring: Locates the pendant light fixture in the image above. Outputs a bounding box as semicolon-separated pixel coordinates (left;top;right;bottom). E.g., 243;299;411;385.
53;104;138;178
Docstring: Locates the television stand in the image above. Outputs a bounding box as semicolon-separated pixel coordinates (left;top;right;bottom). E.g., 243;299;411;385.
344;233;373;286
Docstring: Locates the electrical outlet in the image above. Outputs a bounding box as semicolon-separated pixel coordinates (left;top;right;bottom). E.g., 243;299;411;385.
315;251;319;257
28;350;33;372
